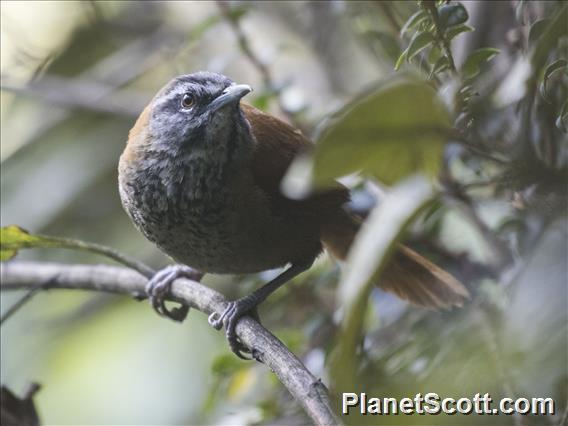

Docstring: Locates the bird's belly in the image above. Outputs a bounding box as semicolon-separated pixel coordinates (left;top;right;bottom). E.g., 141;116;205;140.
120;171;322;274
143;206;319;274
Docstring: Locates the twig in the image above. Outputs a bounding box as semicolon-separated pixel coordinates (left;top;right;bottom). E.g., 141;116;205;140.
215;1;300;127
445;193;513;271
422;1;458;75
216;1;271;86
1;75;146;117
2;26;181;162
0;261;342;426
35;235;155;279
0;277;54;325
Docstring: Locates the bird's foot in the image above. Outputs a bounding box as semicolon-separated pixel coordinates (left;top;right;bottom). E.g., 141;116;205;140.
146;265;203;322
208;295;261;359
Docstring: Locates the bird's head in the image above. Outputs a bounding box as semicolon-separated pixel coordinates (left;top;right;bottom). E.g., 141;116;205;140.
129;72;253;159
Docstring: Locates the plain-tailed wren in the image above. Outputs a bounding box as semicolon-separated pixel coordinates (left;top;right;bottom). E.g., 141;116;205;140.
118;72;468;358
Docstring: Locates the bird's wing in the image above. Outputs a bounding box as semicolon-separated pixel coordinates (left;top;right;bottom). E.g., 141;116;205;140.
241;103;349;214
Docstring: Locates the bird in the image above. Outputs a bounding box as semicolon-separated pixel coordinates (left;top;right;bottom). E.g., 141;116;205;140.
118;71;469;358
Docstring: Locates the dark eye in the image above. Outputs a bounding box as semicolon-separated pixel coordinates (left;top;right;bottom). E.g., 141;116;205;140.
181;93;194;109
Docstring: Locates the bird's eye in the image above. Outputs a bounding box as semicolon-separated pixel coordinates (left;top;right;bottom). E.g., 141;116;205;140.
181;93;194;109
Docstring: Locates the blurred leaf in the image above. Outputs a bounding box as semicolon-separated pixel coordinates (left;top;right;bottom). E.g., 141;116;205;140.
531;5;567;72
370;31;401;65
461;47;500;79
330;177;436;393
211;354;243;376
438;3;469;29
395;31;435;69
406;31;435;61
400;9;428;36
227;4;248;21
428;44;442;64
539;59;567;101
446;24;474;41
528;19;551;45
276;328;306;354
556;100;568;133
227;368;257;400
310;78;451;187
429;56;450;78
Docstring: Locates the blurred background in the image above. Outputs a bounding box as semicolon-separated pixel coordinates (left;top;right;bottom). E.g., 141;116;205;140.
1;1;566;425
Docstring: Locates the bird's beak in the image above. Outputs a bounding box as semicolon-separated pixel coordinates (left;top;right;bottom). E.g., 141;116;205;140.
210;84;252;111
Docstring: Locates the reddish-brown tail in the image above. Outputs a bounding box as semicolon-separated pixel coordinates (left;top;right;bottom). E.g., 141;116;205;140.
321;212;469;309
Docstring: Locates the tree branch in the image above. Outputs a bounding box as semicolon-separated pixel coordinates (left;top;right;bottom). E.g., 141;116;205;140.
0;261;341;426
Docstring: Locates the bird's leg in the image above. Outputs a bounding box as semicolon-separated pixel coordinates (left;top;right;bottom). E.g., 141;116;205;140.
146;265;203;322
208;260;313;359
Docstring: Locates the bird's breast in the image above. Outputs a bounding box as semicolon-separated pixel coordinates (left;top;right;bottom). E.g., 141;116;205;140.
119;154;320;274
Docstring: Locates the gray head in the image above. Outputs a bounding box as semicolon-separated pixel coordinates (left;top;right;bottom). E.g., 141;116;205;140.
148;72;253;154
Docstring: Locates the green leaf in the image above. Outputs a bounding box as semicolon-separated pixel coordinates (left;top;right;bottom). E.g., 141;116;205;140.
531;5;567;72
438;3;469;29
428;45;442;64
1;226;59;260
371;31;402;65
400;9;428;36
446;24;474;41
406;31;435;61
394;49;408;71
429;56;450;78
310;78;452;187
461;47;500;79
330;177;436;393
540;59;567;101
395;31;435;71
528;19;551;44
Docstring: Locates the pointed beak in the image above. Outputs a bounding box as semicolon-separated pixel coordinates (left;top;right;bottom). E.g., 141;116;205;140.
210;84;252;111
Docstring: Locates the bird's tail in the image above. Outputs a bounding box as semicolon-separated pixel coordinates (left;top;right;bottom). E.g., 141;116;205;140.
321;212;469;309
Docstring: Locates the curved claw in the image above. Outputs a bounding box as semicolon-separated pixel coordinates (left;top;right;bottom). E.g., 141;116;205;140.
146;265;202;322
208;298;259;359
208;311;225;330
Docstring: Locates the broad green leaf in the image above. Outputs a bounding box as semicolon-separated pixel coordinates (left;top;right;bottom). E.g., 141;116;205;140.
310;78;451;187
330;176;436;394
539;59;567;101
400;9;428;36
461;47;500;79
446;24;474;41
438;3;469;29
528;19;551;45
406;31;435;61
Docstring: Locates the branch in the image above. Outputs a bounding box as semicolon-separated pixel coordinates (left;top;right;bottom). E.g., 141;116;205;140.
422;1;458;75
0;261;341;426
1;74;146;117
